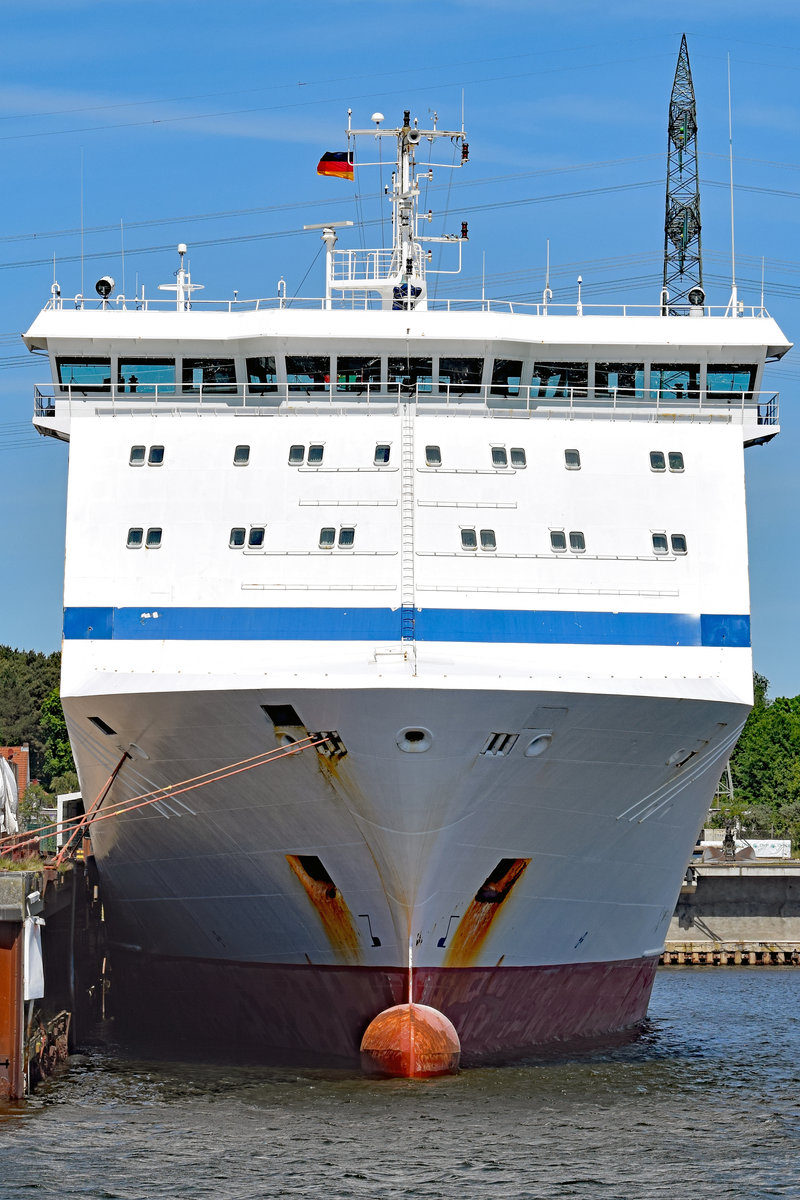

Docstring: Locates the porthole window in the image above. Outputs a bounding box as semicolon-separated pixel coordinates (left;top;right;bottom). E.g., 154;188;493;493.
338;526;355;548
565;448;581;470
650;451;666;472
319;527;336;549
668;451;685;472
248;527;265;548
491;446;508;468
550;530;567;552
510;447;527;468
425;445;442;467
145;527;162;548
480;529;497;551
652;533;669;555
461;528;478;550
148;446;165;466
375;444;391;464
289;445;305;465
229;527;246;548
129;445;146;466
671;534;688;555
127;527;144;548
569;531;585;553
233;445;250;465
308;444;324;465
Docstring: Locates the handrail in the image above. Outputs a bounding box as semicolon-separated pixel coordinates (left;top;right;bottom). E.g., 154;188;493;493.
33;381;780;426
40;293;771;319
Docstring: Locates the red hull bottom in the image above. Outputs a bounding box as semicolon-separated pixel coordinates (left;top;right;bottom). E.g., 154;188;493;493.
111;952;659;1066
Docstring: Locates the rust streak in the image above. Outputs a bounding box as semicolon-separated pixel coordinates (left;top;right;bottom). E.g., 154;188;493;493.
286;855;362;963
443;858;530;967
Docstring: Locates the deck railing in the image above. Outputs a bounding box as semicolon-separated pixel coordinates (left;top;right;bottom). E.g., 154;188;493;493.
34;382;780;427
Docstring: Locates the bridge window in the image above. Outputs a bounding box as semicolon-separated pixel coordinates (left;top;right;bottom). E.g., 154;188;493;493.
248;527;265;548
491;446;508;468
145;527;162;548
336;356;380;393
650;451;666;471
531;362;588;399
286;355;330;393
56;357;111;391
652;533;669;555
118;358;175;395
668;451;684;472
491;359;523;397
569;531;585;553
707;365;757;400
126;527;143;548
595;362;645;398
182;358;236;395
425;445;442;467
550;530;567;552
439;357;483;396
246;356;277;395
129;446;146;466
229;528;246;547
564;448;581;470
374;444;391;464
233;445;250;465
388;356;432;394
510;447;527;468
671;534;688;555
650;364;700;401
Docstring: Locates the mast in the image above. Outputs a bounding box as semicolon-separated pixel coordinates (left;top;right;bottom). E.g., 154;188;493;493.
662;34;704;314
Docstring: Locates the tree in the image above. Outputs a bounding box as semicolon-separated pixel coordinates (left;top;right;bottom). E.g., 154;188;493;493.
40;687;75;785
0;646;61;778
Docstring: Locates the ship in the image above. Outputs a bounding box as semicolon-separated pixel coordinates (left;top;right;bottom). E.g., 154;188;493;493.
23;109;791;1069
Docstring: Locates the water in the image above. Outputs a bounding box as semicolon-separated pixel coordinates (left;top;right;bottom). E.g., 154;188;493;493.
2;968;799;1199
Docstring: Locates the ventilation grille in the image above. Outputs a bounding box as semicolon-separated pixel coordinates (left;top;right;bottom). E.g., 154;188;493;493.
481;732;518;757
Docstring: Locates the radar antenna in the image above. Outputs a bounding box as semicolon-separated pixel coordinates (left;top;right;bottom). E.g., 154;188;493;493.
662;34;704;314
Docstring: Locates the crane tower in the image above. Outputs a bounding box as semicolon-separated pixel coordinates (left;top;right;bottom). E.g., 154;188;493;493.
662;34;703;312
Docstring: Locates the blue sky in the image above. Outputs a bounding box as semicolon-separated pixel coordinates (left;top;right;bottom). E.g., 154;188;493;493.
1;0;798;696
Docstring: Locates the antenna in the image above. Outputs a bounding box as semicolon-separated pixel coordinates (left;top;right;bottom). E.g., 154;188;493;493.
760;256;765;314
727;53;738;316
542;239;552;312
80;148;85;297
662;34;703;314
120;219;126;297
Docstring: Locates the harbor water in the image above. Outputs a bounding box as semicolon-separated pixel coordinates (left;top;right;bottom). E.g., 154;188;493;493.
1;968;799;1199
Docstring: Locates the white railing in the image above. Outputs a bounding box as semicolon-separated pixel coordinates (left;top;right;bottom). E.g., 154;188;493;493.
40;293;771;318
34;382;779;428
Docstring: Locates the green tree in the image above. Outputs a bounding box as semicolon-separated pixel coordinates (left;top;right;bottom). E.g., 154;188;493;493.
0;646;61;777
40;687;75;785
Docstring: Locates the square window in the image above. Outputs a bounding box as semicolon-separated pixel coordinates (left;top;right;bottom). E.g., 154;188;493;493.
56;358;111;391
246;356;278;394
438;357;483;395
248;527;265;548
510;447;526;468
182;358;236;395
118;359;175;396
148;445;165;466
650;451;666;471
388;356;432;394
233;445;250;465
491;358;523;398
652;533;669;555
461;528;478;550
565;448;581;470
145;527;162;548
569;531;585;553
425;445;442;467
668;451;684;472
550;530;567;552
319;527;336;548
491;447;508;468
229;527;246;547
480;529;496;551
375;444;391;465
338;526;355;548
129;445;146;466
286;355;330;393
671;534;688;555
307;444;324;465
289;445;305;465
127;527;144;548
335;356;380;393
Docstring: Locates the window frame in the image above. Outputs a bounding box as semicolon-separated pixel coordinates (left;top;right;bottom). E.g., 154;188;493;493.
568;531;586;554
229;527;246;548
668;451;685;473
670;533;688;555
491;445;508;468
564;448;581;470
650;450;666;472
510;447;527;468
233;445;251;466
129;445;146;466
425;445;442;467
460;528;478;551
126;527;144;549
145;527;163;549
550;530;567;553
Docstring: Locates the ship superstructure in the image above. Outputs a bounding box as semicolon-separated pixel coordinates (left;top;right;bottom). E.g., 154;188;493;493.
23;111;791;1065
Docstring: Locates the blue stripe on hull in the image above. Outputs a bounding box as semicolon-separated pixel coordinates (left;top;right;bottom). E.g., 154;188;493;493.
62;606;751;648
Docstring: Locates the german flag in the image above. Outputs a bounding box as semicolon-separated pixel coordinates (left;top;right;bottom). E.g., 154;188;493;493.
317;151;354;181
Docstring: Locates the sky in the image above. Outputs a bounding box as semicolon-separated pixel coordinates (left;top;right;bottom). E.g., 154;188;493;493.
0;0;798;696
